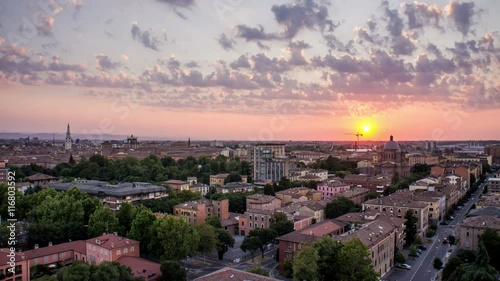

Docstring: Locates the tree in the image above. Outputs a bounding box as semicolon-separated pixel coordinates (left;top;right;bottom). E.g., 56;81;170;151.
443;256;465;281
448;234;456;245
337;238;378;281
127;208;156;256
325;197;360;219
426;228;436;238
313;236;343;280
293;245;320;281
404;209;418;246
149;216;199;261
456;242;498;281
434;257;443;269
282;258;294;278
224;172;242;184
57;261;90;281
246;264;269;277
263;184;275;196
116;202;137;236
205;215;222;228
248;228;278;258
160;260;187;281
479;228;500;270
241;236;262;262
194;224;217;262
57;261;142;281
215;228;235;260
270;212;294;237
88;206;120;238
366;192;379;200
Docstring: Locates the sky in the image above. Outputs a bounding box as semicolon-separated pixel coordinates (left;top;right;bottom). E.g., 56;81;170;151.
1;0;499;141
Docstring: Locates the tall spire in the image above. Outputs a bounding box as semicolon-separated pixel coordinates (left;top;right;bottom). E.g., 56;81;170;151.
188;137;191;147
66;123;71;137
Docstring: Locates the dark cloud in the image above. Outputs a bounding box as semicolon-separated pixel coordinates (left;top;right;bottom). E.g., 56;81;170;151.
446;1;478;36
288;41;311;66
217;33;236;51
392;35;416;56
236;25;279;41
185;61;199;68
271;0;336;39
95;54;121;70
251;53;291;74
229;55;251;69
256;41;270;50
382;1;404;38
131;23;160;51
49;56;86;72
403;2;442;29
355;27;374;43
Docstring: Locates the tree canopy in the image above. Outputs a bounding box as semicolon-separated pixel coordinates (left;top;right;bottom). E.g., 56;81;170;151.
149;216;199;261
325;197;360;219
404;209;418;246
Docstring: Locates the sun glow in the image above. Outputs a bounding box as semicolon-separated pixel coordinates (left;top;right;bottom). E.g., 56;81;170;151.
361;124;372;133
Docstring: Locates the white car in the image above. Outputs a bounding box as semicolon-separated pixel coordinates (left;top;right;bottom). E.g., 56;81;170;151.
397;263;411;270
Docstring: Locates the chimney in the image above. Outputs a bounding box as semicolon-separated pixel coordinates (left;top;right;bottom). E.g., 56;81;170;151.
114;232;118;236
48;242;53;247
125;239;129;244
34;244;39;249
111;243;114;248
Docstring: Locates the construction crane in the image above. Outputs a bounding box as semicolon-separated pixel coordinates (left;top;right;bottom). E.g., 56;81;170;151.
345;132;363;151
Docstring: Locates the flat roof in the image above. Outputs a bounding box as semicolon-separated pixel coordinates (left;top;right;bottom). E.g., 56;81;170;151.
51;180;167;197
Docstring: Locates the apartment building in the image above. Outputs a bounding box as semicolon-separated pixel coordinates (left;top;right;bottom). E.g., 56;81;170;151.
362;195;430;234
0;161;9;184
239;209;275;236
486;175;500;194
216;182;254;194
332;187;370;205
342;174;391;194
163;180;190;191
275;187;322;204
173;199;229;226
399;190;447;223
86;233;140;264
460;216;500;251
209;173;228;187
251;143;289;182
0;249;29;281
24;241;87;267
316;179;350;199
246;194;282;211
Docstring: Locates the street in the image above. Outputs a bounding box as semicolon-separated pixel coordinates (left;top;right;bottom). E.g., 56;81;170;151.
385;182;485;281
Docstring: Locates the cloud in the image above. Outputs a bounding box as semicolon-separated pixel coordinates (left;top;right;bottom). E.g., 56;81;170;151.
185;61;199;68
217;33;236;51
403;2;443;29
229;55;251;69
121;54;129;61
95;54;121;70
271;0;336;39
287;40;311;66
445;1;479;36
392;35;416;56
49;56;86;72
131;22;160;51
35;15;55;36
382;1;404;38
236;24;279;41
77;72;135;88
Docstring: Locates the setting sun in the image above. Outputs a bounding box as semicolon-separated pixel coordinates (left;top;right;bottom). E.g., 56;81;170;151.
361;124;372;133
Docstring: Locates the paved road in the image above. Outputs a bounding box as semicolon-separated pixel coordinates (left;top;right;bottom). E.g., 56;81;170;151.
385;182;485;281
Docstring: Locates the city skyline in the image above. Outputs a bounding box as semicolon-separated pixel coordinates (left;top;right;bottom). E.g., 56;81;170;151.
1;0;500;141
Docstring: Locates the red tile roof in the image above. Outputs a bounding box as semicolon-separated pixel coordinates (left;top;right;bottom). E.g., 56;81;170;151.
22;241;86;260
86;233;139;250
117;256;161;281
193;267;277;281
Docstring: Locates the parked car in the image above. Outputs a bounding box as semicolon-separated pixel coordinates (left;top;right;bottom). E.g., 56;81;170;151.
397;263;411;270
409;252;420;257
417;245;427;251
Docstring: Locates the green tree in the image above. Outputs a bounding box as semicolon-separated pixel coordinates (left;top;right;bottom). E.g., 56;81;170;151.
434;257;443;269
116;202;137;236
426;228;436;238
241;236;262;262
127;208;156;256
282;258;294;278
293;245;320;281
248;228;278;258
88;206;120;238
263;184;275;196
325;197;360;219
246;264;269;277
57;261;91;281
270;212;294;237
456;242;498;281
57;261;142;281
404;209;418;246
224;172;243;184
194;224;218;262
159;260;187;281
215;228;235;260
313;236;343;280
337;238;378;281
205;215;222;228
479;228;500;271
443;256;466;281
149;216;199;261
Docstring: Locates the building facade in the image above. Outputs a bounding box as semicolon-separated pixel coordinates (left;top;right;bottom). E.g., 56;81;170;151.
252;143;288;182
173;199;229;226
460;216;500;251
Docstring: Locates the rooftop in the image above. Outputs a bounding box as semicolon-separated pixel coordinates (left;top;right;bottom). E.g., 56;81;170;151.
117;256;161;281
461;216;500;230
247;194;280;204
363;194;428;209
278;220;344;243
193;267;277;281
22;241;86;260
86;233;139;250
27;173;57;181
51;180;167;197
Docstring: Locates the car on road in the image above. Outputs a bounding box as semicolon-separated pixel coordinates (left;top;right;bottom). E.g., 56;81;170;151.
417;245;427;251
396;263;411;270
409;252;420;257
443;238;449;244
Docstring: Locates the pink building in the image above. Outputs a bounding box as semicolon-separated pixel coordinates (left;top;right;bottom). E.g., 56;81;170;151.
86;233;140;264
246;194;282;211
317;179;350;199
0;248;29;281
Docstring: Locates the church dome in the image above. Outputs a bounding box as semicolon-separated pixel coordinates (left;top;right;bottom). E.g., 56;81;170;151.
384;135;400;151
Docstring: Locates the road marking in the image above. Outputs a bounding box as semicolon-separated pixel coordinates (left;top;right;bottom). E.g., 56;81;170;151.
410;236;439;281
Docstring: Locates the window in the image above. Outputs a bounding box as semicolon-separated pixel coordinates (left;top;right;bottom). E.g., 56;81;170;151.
117;250;121;256
261;224;264;228
241;221;245;226
262;217;264;222
250;222;252;227
466;231;470;237
61;253;66;259
249;215;252;220
34;258;39;265
415;210;418;214
124;248;128;254
131;246;135;252
44;256;48;263
288;243;292;248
